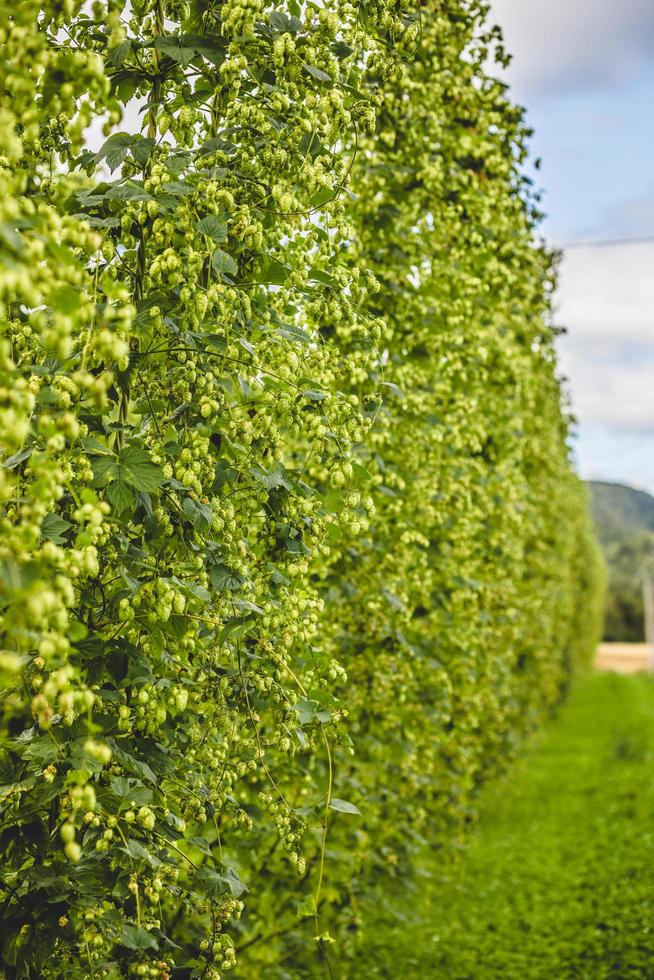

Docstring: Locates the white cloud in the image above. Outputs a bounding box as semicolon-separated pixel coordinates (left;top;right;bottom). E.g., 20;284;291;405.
560;343;654;431
556;244;654;343
556;243;654;431
491;0;654;96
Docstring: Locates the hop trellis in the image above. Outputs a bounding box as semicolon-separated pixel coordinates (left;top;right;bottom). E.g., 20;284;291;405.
0;2;603;978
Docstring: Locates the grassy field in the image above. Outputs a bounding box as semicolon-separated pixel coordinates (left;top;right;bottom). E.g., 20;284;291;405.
361;673;654;979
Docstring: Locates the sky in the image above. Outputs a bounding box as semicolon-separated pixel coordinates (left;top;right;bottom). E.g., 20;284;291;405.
490;0;654;492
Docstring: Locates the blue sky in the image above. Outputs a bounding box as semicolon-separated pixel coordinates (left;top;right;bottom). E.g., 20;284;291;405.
491;0;654;492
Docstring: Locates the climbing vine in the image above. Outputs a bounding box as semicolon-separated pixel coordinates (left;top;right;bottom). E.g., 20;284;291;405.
0;1;602;978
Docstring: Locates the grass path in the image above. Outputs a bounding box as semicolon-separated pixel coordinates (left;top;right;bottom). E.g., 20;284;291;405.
366;673;654;979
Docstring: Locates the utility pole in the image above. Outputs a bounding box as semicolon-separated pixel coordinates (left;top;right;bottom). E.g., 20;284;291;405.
643;574;654;671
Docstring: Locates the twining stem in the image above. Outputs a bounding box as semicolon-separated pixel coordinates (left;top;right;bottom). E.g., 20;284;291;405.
314;726;334;941
118;0;164;451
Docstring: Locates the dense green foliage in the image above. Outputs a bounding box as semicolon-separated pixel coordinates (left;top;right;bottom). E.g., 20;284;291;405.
0;1;603;977
359;672;654;979
589;481;654;641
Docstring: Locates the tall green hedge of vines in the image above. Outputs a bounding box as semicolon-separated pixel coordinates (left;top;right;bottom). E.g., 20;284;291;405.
0;1;604;978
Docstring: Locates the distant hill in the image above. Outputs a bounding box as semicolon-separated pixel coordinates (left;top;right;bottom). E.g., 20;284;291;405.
589;481;654;547
587;481;654;641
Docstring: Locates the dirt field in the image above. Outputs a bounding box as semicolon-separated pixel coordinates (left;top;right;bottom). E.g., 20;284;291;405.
595;643;654;673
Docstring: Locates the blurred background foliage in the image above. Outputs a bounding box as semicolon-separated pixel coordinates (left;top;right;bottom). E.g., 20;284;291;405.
588;481;654;641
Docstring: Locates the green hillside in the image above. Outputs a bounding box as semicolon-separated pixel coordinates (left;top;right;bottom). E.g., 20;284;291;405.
589;481;654;546
588;481;654;641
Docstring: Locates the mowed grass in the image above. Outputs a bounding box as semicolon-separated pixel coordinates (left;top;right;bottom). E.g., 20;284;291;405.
364;673;654;979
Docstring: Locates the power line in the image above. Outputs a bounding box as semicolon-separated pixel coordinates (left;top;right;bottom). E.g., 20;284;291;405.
574;398;654;405
558;235;654;250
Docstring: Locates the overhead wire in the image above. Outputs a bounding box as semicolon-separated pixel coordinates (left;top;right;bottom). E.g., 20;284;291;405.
557;235;654;250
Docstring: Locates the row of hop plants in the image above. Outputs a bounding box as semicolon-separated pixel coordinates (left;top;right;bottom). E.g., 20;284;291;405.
0;1;604;977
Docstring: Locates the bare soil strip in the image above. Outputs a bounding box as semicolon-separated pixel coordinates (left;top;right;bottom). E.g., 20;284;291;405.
595;642;653;673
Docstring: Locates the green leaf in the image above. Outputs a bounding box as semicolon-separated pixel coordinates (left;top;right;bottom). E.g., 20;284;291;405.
173;578;211;603
292;698;331;725
161;180;195;196
161;33;226;66
106;480;137;514
131;137;157;167
194;866;248;899
97;133;155;172
297;894;317;919
381;381;404;399
237;374;252;398
223;867;248;898
303;63;332;83
212;248;237;278
0;219;25;254
154;35;199;67
352;461;372;481
219;616;254;643
41;513;73;545
0;222;24;253
235;598;264;615
182;497;213;532
2;447;33;469
187;835;213;858
68;621;88;642
2;927;24;966
270;11;302;33
209;564;246;591
277;323;311;344
199;137;236;158
329;798;362;816
107;39;132;68
53;284;82;314
105;181;152;202
91;456;118;484
196;216;228;242
309;187;337;208
331;41;354;59
119;447;164;492
307;267;334;286
257;257;290;285
110;71;137;106
250;465;292;491
117;924;159;952
109;776;134;799
93;448;162;513
121;839;160;867
110;744;157;785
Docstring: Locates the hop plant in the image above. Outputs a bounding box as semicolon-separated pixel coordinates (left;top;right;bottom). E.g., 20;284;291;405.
0;0;603;977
